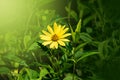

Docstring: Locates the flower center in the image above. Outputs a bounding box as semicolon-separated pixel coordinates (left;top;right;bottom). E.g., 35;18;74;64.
52;34;59;41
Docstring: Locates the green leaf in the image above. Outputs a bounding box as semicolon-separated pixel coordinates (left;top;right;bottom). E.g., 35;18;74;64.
28;42;39;51
75;19;82;33
80;33;92;42
0;60;5;65
63;73;82;80
75;42;88;52
39;68;49;80
74;51;83;59
69;25;76;42
98;40;109;60
2;53;27;67
77;52;99;62
27;69;39;79
18;68;39;80
62;54;68;62
63;73;73;80
0;55;5;65
24;35;31;49
0;67;10;74
83;15;95;26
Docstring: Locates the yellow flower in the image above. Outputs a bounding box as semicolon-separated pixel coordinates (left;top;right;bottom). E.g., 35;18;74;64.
40;22;71;49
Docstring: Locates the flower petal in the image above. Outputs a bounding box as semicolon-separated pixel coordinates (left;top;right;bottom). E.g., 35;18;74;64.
42;30;51;37
54;23;61;34
60;39;70;42
60;28;69;35
60;33;71;38
61;25;65;30
58;40;65;46
50;42;58;49
47;25;54;34
40;22;71;49
42;41;52;46
54;42;58;49
40;35;51;40
54;22;58;31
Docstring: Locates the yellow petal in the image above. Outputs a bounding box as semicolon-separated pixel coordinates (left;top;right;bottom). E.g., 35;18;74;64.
61;25;65;30
54;42;58;49
60;33;71;38
47;25;54;34
54;23;61;34
40;35;51;40
42;41;52;46
60;39;70;42
54;22;58;31
50;42;58;49
57;25;61;33
58;40;65;46
60;28;69;35
42;30;51;37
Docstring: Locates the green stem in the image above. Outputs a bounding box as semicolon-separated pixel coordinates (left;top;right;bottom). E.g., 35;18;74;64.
72;47;76;80
49;50;57;71
73;63;75;80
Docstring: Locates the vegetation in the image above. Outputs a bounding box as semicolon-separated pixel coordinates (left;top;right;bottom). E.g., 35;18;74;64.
0;0;120;80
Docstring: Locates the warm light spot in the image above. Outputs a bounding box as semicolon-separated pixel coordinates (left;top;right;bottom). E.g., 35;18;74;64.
0;0;32;32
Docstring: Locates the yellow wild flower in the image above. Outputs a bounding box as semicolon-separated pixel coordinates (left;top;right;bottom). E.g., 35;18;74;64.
40;22;71;49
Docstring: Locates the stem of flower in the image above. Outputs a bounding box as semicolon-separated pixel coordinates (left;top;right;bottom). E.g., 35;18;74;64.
73;63;75;80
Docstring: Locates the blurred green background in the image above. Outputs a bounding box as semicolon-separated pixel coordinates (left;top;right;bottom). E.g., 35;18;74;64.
0;0;31;33
0;0;68;34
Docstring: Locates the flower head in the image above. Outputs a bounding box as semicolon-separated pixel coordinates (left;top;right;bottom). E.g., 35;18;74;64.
40;22;71;49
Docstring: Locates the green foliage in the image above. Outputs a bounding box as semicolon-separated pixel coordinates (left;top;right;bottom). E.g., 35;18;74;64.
39;68;49;80
63;73;82;80
0;67;10;74
0;0;120;80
